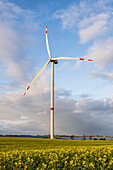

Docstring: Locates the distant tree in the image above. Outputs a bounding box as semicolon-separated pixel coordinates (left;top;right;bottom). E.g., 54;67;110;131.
99;138;106;140
89;135;92;140
70;135;74;140
47;134;50;138
83;135;86;140
93;138;97;140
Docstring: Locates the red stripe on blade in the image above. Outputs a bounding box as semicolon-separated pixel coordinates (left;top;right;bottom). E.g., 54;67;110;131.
46;26;47;34
79;58;84;60
27;86;30;90
23;92;26;96
88;59;93;61
51;108;54;110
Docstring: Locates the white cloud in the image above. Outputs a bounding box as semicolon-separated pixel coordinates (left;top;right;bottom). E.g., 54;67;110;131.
110;95;113;100
6;61;23;79
26;68;51;96
53;5;79;29
87;37;113;68
79;13;109;29
55;97;113;135
53;0;113;43
0;0;39;80
90;71;113;80
0;0;39;32
55;88;71;98
0;119;32;125
20;115;29;120
73;61;81;70
0;22;30;79
0;23;19;59
1;76;113;136
0;70;51;135
79;13;109;43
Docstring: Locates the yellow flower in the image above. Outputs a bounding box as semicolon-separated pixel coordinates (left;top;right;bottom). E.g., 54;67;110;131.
103;158;106;162
89;162;94;168
65;161;67;164
24;165;27;170
31;158;34;163
70;160;73;165
99;157;102;161
15;162;17;166
42;163;47;168
109;160;113;165
27;157;30;162
82;161;85;165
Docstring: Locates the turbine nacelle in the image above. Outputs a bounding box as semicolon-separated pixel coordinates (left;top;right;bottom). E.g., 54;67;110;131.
51;60;58;64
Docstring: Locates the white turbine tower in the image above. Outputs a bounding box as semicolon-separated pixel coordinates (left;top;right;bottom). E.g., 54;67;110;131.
24;26;93;139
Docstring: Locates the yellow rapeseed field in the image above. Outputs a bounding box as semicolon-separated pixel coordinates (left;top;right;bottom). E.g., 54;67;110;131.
0;137;113;169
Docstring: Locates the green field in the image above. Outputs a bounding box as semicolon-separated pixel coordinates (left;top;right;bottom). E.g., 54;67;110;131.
0;137;113;169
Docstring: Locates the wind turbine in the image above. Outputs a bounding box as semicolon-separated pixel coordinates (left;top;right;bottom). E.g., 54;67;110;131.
23;26;93;139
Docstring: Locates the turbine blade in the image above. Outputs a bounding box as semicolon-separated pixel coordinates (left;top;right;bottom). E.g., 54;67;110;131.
52;57;93;61
23;60;50;96
46;26;51;59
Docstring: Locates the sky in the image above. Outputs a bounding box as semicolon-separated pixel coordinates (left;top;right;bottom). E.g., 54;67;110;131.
0;0;113;136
